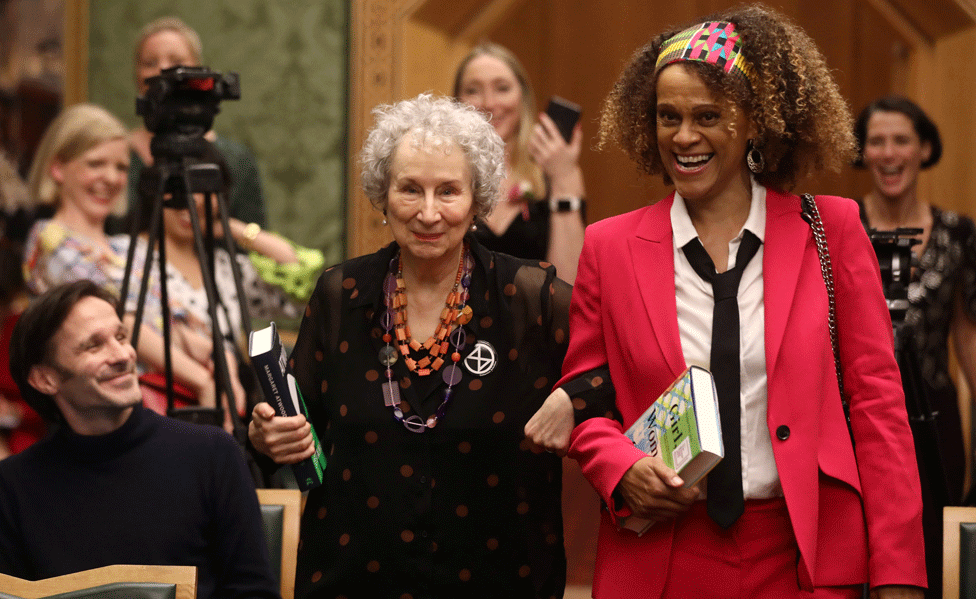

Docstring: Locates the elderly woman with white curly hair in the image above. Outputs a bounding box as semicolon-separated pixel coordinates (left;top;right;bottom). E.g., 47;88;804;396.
249;94;576;598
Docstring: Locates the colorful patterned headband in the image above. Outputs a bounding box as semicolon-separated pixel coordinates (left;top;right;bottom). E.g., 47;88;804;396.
655;21;755;87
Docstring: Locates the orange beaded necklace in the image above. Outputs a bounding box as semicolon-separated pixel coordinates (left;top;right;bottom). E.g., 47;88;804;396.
386;243;473;376
380;243;473;432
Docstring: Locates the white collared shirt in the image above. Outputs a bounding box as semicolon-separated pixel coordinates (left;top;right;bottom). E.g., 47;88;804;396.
670;183;782;499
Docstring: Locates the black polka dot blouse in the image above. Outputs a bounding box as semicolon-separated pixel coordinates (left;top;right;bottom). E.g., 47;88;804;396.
289;236;572;599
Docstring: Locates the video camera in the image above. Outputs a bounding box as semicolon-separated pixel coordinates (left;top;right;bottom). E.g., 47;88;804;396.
135;66;238;210
868;227;921;325
137;65;239;136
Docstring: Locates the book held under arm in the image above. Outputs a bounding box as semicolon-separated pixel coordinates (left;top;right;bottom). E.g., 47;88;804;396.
249;322;327;491
618;365;723;535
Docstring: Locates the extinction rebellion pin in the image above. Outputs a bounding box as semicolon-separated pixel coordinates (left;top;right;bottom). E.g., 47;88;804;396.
464;340;497;376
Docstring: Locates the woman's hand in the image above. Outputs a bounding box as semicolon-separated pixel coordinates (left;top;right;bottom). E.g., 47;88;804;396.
524;387;574;456
249;402;316;464
528;114;585;196
219;215;300;264
617;456;699;523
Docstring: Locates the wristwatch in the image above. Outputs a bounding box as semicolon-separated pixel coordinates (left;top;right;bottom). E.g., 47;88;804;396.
549;196;584;212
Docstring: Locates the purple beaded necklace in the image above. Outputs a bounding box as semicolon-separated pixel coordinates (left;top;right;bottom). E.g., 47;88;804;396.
380;244;473;433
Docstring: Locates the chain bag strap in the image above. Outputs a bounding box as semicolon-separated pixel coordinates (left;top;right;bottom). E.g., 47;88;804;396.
801;192;872;599
800;193;855;444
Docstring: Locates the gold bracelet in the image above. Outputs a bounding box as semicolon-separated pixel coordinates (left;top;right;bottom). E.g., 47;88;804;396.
242;222;261;250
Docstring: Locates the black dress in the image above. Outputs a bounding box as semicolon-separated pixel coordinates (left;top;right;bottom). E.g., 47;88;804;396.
473;199;551;261
289;235;570;599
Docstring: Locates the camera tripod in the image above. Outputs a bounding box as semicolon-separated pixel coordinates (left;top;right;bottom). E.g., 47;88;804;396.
118;132;254;436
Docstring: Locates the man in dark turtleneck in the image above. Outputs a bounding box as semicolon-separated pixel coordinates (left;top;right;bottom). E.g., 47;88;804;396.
0;280;279;599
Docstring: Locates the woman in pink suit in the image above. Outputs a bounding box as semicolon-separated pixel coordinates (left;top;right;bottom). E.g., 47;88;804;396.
526;5;925;598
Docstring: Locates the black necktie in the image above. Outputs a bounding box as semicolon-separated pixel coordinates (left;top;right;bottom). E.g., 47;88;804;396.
682;230;761;529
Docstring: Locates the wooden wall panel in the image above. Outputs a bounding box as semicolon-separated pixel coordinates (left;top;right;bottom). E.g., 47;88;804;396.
932;28;976;216
849;2;910;203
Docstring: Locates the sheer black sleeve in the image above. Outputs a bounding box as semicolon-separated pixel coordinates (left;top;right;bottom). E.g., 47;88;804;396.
287;264;344;436
511;261;620;426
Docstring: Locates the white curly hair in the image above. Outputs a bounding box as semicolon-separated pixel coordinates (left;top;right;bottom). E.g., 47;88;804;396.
360;94;504;218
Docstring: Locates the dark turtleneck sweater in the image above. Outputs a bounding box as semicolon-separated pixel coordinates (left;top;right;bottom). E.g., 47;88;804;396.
0;405;279;599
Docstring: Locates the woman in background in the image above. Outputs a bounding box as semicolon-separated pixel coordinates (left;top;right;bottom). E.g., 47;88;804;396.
131;144;323;414
855;95;976;597
0;222;38;457
23;103;231;416
0;154;39;458
454;42;585;283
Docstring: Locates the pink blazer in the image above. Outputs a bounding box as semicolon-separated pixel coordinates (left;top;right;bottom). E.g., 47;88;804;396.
561;189;926;597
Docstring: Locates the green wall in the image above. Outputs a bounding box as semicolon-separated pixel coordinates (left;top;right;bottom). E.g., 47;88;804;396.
87;0;347;266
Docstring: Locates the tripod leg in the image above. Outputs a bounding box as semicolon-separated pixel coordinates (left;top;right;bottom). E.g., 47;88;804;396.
183;179;244;435
126;171;167;350
214;188;254;340
213;188;262;439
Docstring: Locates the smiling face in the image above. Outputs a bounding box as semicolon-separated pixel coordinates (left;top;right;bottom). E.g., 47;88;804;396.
386;134;476;268
51;138;129;226
862;110;931;203
655;64;754;208
136;29;199;95
30;296;141;435
456;54;524;144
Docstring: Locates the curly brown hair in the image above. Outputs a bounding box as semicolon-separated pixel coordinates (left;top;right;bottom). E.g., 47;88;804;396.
599;4;856;191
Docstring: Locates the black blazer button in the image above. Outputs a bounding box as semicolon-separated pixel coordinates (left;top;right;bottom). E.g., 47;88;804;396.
776;425;790;441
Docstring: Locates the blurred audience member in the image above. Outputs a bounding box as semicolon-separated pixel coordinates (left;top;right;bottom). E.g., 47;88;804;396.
454;43;585;283
131;144;323;414
23;103;232;418
0;242;38;458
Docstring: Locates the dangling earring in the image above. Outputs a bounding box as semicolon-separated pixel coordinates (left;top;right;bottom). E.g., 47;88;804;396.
470;221;478;232
747;140;765;174
382;209;387;226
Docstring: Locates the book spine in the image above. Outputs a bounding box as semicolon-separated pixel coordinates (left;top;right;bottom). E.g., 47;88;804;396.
252;352;297;419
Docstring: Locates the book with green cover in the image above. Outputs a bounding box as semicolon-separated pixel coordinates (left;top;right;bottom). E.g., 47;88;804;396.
618;365;723;535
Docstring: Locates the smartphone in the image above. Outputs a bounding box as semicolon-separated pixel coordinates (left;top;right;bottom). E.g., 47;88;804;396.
545;96;582;142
